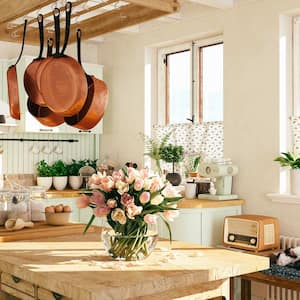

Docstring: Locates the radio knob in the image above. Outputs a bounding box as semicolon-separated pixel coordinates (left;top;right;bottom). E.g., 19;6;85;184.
229;234;235;242
250;238;256;245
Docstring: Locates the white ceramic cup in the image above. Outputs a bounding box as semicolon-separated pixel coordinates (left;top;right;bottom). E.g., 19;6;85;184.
185;183;197;199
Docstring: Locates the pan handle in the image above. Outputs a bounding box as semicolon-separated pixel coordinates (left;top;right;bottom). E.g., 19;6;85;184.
14;19;27;66
60;2;72;56
76;29;82;65
47;38;53;57
53;8;60;56
37;14;44;59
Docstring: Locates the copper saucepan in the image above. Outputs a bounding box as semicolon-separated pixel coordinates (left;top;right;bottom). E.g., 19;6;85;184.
65;29;108;130
7;20;27;120
37;2;87;117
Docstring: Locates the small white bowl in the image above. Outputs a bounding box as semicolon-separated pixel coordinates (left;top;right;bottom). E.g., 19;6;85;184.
45;212;71;226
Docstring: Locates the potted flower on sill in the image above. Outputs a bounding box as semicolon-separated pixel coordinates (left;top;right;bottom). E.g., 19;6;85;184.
36;160;53;190
274;152;300;195
67;159;84;190
186;155;201;178
52;160;68;191
159;144;184;186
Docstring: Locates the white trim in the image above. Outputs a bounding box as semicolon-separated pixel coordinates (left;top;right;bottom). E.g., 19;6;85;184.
157;35;223;125
266;193;300;204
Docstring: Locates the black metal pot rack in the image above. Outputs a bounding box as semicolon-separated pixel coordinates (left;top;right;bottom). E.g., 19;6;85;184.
0;138;78;143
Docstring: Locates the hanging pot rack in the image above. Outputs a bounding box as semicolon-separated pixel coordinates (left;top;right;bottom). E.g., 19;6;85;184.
0;138;78;142
0;0;180;45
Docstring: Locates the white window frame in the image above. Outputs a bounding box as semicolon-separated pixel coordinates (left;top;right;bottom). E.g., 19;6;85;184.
157;35;223;125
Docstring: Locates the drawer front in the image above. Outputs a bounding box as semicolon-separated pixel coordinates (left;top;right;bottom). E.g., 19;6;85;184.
38;287;71;300
1;284;35;300
1;273;35;297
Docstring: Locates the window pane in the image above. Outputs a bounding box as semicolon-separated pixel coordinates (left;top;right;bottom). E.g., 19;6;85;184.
167;50;191;124
202;44;223;122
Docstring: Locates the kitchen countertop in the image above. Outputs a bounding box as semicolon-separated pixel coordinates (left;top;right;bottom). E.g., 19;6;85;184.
46;189;245;208
0;228;268;300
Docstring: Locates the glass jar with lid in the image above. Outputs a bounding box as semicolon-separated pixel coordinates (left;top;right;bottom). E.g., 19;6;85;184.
8;190;31;221
0;190;9;225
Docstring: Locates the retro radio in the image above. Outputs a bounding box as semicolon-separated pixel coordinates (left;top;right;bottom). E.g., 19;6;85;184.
223;215;279;252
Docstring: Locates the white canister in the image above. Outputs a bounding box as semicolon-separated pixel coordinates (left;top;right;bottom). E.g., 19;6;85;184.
185;182;197;199
291;169;300;195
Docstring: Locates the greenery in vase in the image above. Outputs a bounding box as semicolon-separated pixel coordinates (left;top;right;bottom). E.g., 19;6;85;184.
274;152;300;169
51;160;68;176
77;167;183;260
36;160;52;177
159;144;184;173
142;130;173;176
67;159;86;176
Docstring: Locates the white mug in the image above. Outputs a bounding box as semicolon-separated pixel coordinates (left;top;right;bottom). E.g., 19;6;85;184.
185;183;197;199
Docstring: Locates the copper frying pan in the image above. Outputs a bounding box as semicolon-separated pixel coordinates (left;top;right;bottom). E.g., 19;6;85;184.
7;20;27;120
65;29;108;130
23;14;46;106
37;2;87;116
27;35;64;127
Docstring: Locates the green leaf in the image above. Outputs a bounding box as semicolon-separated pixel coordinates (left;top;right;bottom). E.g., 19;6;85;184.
83;214;96;234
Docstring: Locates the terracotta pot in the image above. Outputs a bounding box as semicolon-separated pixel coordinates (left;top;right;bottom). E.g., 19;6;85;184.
53;176;68;191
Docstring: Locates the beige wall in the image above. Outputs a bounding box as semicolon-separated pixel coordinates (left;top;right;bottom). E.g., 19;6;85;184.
99;0;300;236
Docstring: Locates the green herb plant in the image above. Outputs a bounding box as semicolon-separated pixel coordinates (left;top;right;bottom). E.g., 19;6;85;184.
36;160;52;177
274;152;300;169
52;160;68;177
67;159;86;176
159;144;184;173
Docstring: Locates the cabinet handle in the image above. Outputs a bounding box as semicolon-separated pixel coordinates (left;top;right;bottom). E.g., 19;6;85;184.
52;292;63;300
78;130;91;133
11;275;21;283
39;129;53;132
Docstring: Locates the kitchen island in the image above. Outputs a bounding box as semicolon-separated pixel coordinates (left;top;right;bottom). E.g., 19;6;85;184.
0;227;268;300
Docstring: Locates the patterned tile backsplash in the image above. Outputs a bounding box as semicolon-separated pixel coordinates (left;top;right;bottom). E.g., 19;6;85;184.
0;132;99;175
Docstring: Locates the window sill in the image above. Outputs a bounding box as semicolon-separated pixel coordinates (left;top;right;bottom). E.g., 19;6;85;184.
266;193;300;204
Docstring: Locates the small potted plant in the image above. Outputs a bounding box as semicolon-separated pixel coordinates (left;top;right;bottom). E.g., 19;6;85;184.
36;160;53;190
187;155;201;178
67;159;84;190
52;160;68;191
274;152;300;195
159;144;184;186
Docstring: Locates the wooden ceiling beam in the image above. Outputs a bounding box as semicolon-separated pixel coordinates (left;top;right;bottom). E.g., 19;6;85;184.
0;0;54;25
125;0;179;13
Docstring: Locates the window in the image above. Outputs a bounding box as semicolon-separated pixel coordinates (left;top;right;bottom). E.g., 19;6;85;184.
158;37;223;125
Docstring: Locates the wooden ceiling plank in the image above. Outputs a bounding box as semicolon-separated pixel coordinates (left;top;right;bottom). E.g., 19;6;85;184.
125;0;179;13
0;0;54;25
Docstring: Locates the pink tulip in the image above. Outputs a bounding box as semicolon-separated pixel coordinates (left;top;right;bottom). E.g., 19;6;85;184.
163;210;179;222
77;195;90;208
116;180;129;195
90;190;105;206
107;199;117;208
126;167;138;184
121;193;134;207
144;214;157;225
100;176;115;192
150;177;163;193
139;168;149;179
112;170;124;182
162;184;181;198
139;191;150;204
93;205;111;217
126;204;143;219
88;172;105;186
112;208;127;224
134;178;144;191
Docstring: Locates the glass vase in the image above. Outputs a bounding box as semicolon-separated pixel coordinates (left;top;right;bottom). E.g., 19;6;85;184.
102;228;158;261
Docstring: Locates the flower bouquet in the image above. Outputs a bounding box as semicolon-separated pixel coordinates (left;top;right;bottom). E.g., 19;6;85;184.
77;167;182;261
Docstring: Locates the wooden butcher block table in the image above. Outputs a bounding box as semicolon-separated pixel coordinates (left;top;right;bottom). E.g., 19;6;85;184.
0;227;269;300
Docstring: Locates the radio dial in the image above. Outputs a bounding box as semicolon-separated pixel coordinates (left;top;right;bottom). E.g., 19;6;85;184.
229;234;235;242
250;238;256;245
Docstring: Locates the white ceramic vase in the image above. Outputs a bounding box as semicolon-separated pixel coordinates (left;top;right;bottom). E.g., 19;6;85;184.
291;169;300;195
69;176;83;190
53;176;68;191
36;177;52;191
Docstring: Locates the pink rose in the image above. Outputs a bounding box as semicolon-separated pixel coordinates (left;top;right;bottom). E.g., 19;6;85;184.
93;205;111;217
111;208;127;224
134;178;144;191
126;204;143;219
139;191;150;204
150;177;163;193
77;195;90;208
100;176;115;192
163;210;179;222
144;214;157;225
112;170;124;182
90;190;105;206
107;199;117;208
121;193;134;207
